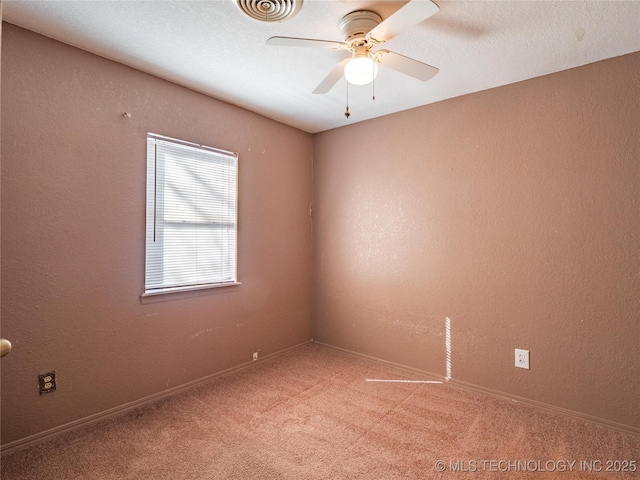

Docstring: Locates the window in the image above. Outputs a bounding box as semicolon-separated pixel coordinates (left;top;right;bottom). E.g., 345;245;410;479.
144;133;238;295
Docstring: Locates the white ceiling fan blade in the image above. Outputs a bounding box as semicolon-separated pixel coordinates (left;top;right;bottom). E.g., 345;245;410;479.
367;0;440;44
313;58;350;94
377;50;438;81
266;36;347;50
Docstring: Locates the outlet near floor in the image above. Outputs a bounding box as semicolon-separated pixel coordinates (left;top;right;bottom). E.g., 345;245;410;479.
39;371;57;394
515;349;530;369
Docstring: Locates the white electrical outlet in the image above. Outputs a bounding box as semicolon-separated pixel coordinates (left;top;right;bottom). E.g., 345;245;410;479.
253;352;258;361
515;348;530;369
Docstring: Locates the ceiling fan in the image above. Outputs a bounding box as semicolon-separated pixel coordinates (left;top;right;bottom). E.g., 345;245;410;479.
266;0;440;95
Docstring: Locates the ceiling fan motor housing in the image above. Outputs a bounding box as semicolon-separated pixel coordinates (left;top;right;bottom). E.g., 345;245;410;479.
339;11;382;44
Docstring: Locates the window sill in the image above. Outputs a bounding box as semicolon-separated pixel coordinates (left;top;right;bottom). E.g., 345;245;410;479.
140;282;241;304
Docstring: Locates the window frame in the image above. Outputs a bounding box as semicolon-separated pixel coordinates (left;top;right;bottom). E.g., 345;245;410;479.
142;133;240;297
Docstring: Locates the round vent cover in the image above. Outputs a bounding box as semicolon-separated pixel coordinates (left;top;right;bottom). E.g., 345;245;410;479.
235;0;302;23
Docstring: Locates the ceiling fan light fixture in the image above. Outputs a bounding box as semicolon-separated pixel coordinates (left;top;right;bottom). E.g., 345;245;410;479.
344;53;378;86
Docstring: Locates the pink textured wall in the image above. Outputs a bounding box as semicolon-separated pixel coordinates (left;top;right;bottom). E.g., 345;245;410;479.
313;52;640;429
1;24;312;444
2;21;639;446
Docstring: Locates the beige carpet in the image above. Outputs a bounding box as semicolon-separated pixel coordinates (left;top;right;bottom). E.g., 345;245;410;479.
1;343;638;479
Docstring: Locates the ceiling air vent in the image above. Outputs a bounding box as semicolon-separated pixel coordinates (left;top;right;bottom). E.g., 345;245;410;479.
235;0;302;23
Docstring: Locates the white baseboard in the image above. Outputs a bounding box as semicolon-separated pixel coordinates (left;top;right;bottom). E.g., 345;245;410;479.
0;341;311;455
312;340;640;437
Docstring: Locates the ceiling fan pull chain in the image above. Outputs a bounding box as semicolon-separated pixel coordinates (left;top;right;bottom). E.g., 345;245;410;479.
372;60;376;100
344;82;351;119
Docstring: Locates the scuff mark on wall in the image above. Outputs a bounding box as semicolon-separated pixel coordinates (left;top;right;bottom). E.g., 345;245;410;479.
190;328;215;339
445;317;452;381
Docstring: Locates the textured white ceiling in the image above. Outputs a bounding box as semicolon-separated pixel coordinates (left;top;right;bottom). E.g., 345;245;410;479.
4;0;640;133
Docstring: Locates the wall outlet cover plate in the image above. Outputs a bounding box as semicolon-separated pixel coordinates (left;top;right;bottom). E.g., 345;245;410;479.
39;371;57;394
515;349;530;369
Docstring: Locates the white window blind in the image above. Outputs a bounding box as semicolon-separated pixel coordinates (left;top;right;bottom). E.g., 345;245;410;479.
145;133;238;295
